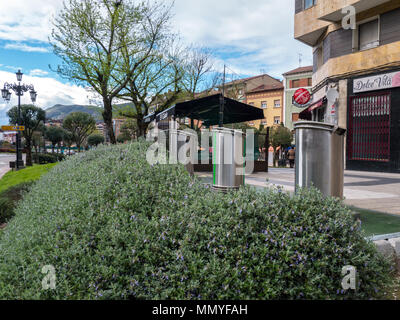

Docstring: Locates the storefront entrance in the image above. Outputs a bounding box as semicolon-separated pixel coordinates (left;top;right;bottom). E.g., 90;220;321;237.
346;70;400;173
348;91;391;162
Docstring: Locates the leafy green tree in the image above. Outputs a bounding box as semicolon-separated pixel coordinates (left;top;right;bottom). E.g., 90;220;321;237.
50;0;176;144
116;3;184;138
269;124;293;167
119;119;138;141
88;134;105;147
7;105;46;166
32;127;45;162
117;133;131;144
45;126;65;154
63;112;96;152
62;129;75;155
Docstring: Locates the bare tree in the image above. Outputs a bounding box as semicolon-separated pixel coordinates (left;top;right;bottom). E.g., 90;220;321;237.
181;46;218;100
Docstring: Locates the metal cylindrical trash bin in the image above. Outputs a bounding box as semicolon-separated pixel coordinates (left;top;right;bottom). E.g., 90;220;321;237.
177;130;197;175
212;127;246;192
294;121;346;199
168;129;197;175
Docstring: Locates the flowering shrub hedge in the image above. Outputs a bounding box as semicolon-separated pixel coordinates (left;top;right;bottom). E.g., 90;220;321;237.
0;142;394;299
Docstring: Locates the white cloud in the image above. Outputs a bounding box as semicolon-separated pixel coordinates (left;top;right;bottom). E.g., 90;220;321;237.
0;70;91;125
0;0;312;78
172;0;312;77
4;43;50;53
0;0;312;125
29;69;49;77
0;0;64;42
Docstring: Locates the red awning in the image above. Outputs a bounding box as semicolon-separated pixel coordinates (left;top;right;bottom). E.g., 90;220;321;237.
299;97;327;120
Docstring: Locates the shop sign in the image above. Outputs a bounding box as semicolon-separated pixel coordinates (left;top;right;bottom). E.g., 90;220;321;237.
292;88;311;108
354;71;400;93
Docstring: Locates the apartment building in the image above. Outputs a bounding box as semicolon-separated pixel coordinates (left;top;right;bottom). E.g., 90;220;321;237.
246;83;284;129
222;74;284;104
282;66;313;130
295;0;400;173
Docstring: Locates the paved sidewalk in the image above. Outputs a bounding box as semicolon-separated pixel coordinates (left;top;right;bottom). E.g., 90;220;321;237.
0;154;13;180
196;168;400;215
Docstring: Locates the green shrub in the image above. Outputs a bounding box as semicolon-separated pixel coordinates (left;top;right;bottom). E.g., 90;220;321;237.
0;142;395;300
0;148;16;153
33;153;65;164
0;183;33;224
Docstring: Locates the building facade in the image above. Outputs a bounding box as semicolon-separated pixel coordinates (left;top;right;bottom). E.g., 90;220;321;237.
295;0;400;173
282;66;313;130
221;74;284;104
246;84;284;129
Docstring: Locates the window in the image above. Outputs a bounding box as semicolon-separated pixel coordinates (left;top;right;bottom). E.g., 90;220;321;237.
358;19;379;51
292;79;300;88
274;117;281;125
292;113;300;122
261;101;267;109
185;118;190;125
308;78;312;87
274;100;281;108
261;120;267;126
249;122;255;127
304;0;316;10
249;102;255;106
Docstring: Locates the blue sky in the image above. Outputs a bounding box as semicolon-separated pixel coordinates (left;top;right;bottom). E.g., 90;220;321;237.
0;0;312;125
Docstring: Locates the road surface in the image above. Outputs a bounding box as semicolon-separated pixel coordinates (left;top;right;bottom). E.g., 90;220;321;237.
0;154;26;180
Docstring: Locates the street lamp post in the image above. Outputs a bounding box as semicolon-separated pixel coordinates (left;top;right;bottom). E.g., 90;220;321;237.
1;70;38;170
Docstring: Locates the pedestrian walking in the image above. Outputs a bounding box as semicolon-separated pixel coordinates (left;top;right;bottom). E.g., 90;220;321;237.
288;147;295;168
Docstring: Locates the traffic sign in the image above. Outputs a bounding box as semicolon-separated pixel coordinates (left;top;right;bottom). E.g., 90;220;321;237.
1;125;25;131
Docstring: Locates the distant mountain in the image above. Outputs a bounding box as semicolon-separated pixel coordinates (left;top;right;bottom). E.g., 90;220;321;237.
45;104;103;122
45;103;136;123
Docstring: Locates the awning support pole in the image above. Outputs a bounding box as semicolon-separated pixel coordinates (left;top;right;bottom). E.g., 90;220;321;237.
219;65;226;128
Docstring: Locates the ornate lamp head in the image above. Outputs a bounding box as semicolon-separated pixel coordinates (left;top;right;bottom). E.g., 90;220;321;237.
16;70;23;82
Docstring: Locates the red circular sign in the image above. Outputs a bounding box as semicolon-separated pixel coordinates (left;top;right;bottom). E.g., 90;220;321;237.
293;88;311;106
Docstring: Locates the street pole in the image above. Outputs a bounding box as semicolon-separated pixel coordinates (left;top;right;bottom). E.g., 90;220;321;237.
1;70;37;170
219;65;226;128
16;85;23;170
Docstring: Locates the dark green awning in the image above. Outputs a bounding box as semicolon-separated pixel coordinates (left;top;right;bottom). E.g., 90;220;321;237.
154;94;264;126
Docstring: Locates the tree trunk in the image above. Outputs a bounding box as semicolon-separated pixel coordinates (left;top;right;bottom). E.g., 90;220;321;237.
273;149;278;168
26;141;33;167
102;98;116;144
138;120;148;138
34;145;38;164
